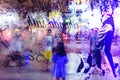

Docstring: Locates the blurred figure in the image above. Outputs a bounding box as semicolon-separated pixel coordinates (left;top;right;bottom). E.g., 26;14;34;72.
4;33;23;66
9;33;23;55
97;13;116;77
52;42;68;80
90;28;105;76
90;28;99;66
43;28;53;71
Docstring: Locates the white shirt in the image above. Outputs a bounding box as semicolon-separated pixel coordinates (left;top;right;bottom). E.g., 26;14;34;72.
9;39;23;52
43;35;52;50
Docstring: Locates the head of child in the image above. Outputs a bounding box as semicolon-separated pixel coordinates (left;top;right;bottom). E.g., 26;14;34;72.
55;42;66;56
47;28;52;36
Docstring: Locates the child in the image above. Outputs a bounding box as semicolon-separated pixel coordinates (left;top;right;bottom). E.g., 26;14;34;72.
52;42;68;80
43;28;53;71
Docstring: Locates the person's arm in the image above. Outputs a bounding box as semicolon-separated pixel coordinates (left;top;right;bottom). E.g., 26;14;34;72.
52;54;57;63
64;56;68;64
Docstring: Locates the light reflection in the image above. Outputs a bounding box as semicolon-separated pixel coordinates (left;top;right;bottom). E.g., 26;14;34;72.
2;29;12;41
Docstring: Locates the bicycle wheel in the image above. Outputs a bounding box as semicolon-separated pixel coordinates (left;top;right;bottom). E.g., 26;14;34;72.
37;52;46;59
36;55;42;62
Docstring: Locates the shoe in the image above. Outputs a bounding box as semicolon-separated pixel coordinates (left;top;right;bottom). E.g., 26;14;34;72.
113;73;117;78
102;70;105;76
113;71;117;78
100;70;105;76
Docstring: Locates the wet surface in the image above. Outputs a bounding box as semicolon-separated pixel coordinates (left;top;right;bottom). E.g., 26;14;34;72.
0;60;120;80
0;65;51;80
0;41;120;80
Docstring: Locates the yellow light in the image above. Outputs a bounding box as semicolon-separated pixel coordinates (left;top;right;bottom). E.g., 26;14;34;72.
74;0;86;4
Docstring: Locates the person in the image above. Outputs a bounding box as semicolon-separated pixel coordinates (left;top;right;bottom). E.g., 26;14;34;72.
42;28;53;71
4;32;23;66
9;33;23;55
52;42;68;80
97;13;116;77
90;28;106;76
90;28;99;65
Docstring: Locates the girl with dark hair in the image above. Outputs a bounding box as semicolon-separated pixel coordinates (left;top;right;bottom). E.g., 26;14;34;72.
52;42;68;80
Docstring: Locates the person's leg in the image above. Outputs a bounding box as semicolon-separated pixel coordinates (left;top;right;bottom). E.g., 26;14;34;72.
105;46;116;77
56;77;60;80
46;59;50;71
94;49;106;76
62;77;66;80
95;49;102;69
43;50;49;71
104;32;116;77
42;59;47;72
47;50;52;71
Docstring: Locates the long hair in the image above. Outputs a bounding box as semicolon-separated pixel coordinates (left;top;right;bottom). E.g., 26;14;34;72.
55;42;66;56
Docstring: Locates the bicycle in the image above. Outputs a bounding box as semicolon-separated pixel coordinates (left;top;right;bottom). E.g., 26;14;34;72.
22;51;46;62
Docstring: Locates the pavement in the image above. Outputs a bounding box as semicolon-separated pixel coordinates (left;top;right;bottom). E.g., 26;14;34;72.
0;40;120;80
0;54;120;80
0;65;51;80
66;53;120;80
